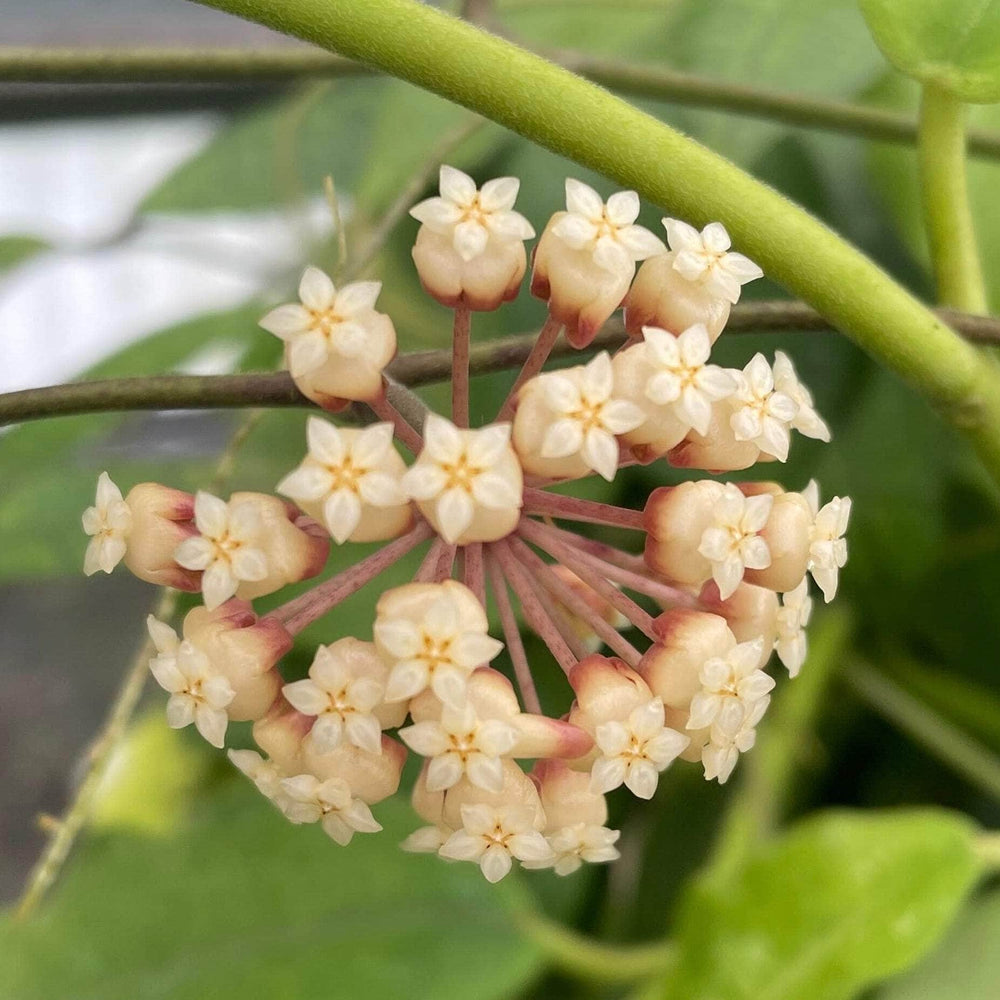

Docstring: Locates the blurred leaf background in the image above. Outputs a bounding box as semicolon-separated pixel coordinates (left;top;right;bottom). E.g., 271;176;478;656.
2;0;999;997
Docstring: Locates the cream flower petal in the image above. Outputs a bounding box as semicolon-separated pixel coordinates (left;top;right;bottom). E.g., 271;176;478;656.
299;266;336;311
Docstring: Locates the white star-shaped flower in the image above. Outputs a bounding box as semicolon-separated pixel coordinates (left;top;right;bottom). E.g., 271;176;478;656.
409;165;535;262
729;354;799;462
641;324;737;435
701;694;770;784
551;179;665;275
174;491;269;610
697;484;773;599
277;418;407;544
803;480;851;602
590;697;689;799
282;643;386;756
775;579;812;677
279;774;382;846
400;700;520;793
524;824;622;876
374;584;504;707
82;472;132;575
228;748;296;815
537;352;644;481
401;415;522;544
148;635;234;748
258;266;385;378
662;218;763;304
439;803;554;883
773;351;831;442
686;637;774;733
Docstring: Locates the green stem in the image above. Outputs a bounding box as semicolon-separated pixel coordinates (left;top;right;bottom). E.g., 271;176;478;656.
7;46;1000;160
708;610;853;882
844;660;1000;801
5;302;1000;426
918;83;989;314
193;0;1000;486
977;832;1000;873
518;910;675;983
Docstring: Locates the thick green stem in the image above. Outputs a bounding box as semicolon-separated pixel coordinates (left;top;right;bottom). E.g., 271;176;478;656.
194;0;1000;485
918;84;989;314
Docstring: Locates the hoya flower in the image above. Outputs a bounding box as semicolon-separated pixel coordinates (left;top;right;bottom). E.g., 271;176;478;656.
532;181;665;348
258;266;396;407
374;581;504;707
729;354;799;462
228;748;295;816
401;415;522;544
400;700;520;793
282;641;387;755
410;166;534;263
279;773;382;846
686;637;774;733
82;472;132;575
512;352;644;482
277;418;410;544
590;697;689;799
174;492;269;610
534;824;622;877
697;484;773;600
662;219;763;304
148;637;234;748
702;694;770;784
439;803;554;883
803;481;852;602
401;825;453;854
773;351;831;443
775;579;812;677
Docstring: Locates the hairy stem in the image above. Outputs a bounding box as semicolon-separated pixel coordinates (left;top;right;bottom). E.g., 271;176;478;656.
452;305;471;427
496;315;562;422
192;0;1000;485
368;389;424;456
918;83;989;314
523;488;646;530
7;303;1000;426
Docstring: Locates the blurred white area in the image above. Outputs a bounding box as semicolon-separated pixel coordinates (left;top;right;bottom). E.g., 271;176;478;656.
0;114;332;392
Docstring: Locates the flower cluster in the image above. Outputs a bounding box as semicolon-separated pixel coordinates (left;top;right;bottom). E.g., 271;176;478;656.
82;169;851;883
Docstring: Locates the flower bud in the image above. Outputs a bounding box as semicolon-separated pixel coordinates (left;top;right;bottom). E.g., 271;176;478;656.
697;581;778;667
409;166;534;311
303;736;406;805
182;599;291;720
624;252;731;341
228;492;329;600
531;759;608;830
643;481;726;584
252;698;312;773
741;487;811;593
122;483;200;589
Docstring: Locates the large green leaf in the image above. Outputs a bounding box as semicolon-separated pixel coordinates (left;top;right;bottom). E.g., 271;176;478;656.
664;810;981;1000
878;887;1000;1000
860;0;1000;103
0;783;544;1000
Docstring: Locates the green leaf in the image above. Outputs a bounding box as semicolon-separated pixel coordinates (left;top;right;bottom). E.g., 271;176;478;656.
859;0;1000;103
665;810;981;1000
0;782;544;1000
878;888;1000;999
0;235;48;271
